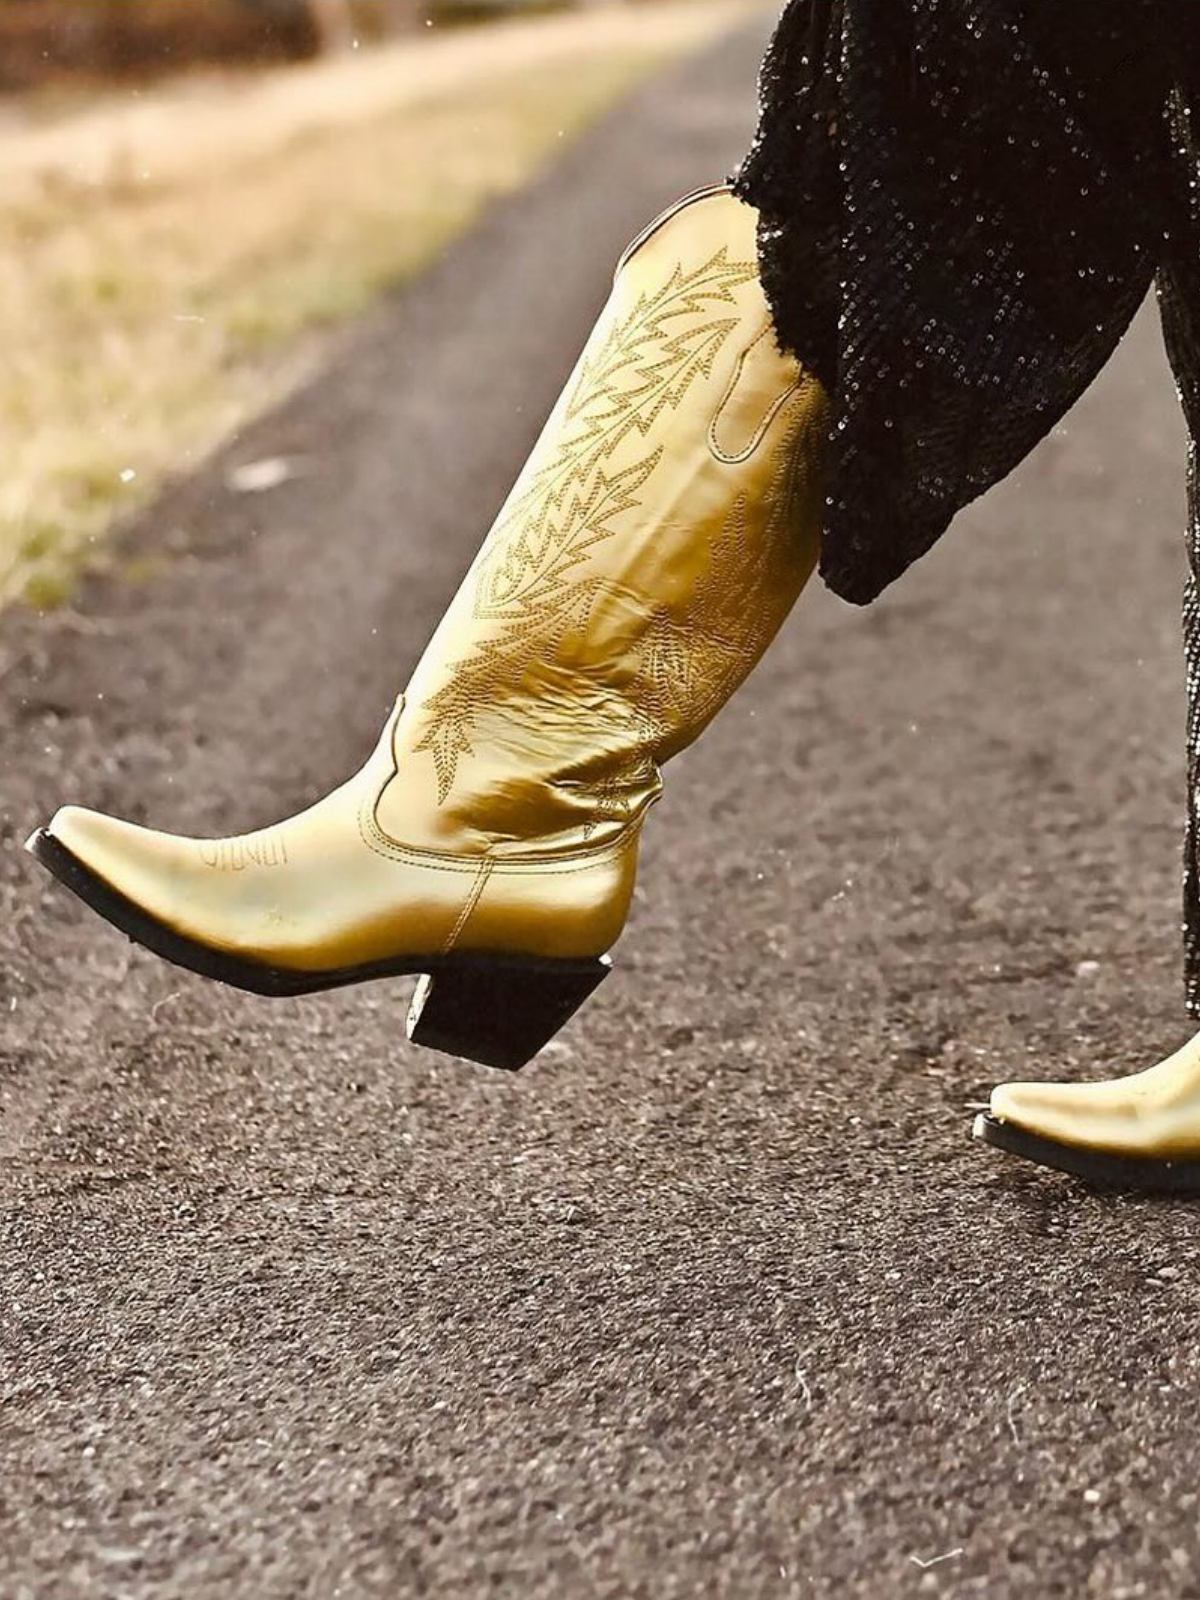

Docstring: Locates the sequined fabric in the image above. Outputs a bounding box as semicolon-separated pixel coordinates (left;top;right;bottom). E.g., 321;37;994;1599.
735;1;1200;1013
1157;90;1200;1015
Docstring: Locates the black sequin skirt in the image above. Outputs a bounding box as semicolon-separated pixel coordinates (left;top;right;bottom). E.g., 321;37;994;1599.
734;0;1200;1013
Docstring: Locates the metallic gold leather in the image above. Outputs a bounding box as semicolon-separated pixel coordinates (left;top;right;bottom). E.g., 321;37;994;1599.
987;1029;1200;1161
37;187;829;977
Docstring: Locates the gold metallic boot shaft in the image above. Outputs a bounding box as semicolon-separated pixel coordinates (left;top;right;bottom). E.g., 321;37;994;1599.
30;186;828;1015
385;184;826;857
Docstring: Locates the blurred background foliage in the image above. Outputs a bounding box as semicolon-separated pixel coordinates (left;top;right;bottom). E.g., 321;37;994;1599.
0;1;610;89
0;0;727;607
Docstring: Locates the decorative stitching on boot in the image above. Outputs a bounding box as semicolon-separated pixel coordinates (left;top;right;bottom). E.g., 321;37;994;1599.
410;244;759;805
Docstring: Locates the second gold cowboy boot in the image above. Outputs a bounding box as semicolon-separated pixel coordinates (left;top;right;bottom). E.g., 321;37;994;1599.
27;185;829;1071
976;1030;1200;1192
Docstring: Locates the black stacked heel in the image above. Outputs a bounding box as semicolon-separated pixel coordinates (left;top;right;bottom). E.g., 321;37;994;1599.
406;954;611;1071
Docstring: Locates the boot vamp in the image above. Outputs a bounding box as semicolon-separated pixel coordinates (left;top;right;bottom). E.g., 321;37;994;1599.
43;712;477;975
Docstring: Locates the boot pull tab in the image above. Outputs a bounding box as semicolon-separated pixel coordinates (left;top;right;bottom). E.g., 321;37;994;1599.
708;323;804;464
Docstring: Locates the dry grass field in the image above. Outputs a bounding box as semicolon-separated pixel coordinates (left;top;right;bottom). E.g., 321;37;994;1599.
0;0;754;607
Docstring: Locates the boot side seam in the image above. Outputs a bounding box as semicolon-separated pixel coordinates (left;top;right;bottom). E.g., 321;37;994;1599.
440;859;494;956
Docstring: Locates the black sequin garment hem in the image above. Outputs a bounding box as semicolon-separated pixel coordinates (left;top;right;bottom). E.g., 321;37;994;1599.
733;1;1200;1013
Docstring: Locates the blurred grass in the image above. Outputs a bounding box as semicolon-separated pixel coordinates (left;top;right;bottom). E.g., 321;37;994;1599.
0;29;708;608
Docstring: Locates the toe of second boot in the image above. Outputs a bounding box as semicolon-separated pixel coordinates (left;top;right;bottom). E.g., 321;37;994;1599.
988;1077;1149;1154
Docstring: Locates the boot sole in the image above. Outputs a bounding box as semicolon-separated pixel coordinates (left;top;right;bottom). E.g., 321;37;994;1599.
26;827;611;1071
974;1111;1200;1194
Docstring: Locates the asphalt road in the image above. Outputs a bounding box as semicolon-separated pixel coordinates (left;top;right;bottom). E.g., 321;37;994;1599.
4;13;1200;1598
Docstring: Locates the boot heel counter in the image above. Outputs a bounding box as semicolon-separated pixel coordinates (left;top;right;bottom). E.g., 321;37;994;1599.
450;832;642;961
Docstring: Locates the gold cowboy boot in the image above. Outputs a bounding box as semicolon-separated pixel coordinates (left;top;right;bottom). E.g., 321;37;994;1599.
977;1030;1200;1191
27;185;829;1071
